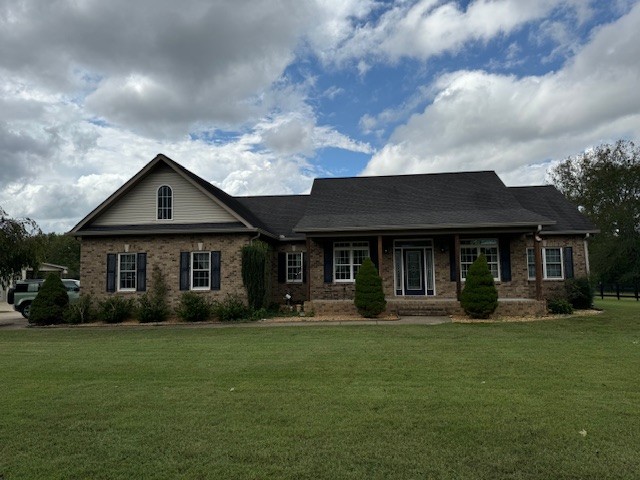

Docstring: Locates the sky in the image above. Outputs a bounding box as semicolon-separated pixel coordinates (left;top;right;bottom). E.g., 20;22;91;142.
1;0;639;233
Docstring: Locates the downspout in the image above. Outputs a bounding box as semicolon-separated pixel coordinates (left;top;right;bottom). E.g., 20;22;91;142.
584;233;590;276
249;232;261;244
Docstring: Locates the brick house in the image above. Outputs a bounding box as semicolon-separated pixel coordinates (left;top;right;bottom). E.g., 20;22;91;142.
70;154;597;317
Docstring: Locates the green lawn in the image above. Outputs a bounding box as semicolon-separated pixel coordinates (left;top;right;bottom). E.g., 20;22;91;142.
1;299;639;479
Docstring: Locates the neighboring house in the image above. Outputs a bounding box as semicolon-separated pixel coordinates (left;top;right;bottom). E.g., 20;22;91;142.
69;154;598;317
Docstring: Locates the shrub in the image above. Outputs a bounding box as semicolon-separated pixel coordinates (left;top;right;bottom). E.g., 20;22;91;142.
64;294;96;324
241;241;270;310
354;258;386;318
460;254;498;319
548;297;574;315
138;265;170;323
176;292;211;322
212;294;250;322
29;273;69;325
565;277;593;309
98;296;136;323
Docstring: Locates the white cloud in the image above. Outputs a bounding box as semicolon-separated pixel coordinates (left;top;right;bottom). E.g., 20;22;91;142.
362;2;640;185
325;0;587;66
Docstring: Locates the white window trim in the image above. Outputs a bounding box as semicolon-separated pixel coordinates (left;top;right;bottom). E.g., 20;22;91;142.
527;247;564;280
191;251;211;290
156;185;173;221
117;253;137;292
333;241;370;283
286;252;303;283
460;239;500;282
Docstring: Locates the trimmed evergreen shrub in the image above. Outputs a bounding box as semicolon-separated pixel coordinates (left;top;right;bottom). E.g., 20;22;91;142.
176;292;211;322
98;296;135;323
548;297;574;315
212;294;250;321
29;273;69;325
354;258;386;318
241;241;270;310
63;294;96;324
460;254;498;319
565;277;593;309
138;265;170;323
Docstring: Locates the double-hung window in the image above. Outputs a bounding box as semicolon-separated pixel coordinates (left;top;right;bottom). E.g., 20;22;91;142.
460;239;500;281
118;253;137;291
157;185;173;220
334;241;369;282
527;247;564;279
191;252;210;289
286;252;303;283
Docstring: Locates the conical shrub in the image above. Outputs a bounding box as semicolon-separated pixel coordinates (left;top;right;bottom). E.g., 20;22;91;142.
354;258;386;318
460;254;498;319
29;273;69;325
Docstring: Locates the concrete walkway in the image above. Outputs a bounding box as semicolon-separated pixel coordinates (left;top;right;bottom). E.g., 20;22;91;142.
0;302;26;329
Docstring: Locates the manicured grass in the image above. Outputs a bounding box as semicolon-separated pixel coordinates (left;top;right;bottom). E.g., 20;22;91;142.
1;300;639;479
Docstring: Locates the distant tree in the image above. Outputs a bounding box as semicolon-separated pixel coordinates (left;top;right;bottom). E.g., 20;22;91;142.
460;255;498;319
548;140;640;286
354;258;386;318
35;233;81;278
29;273;69;325
0;207;41;288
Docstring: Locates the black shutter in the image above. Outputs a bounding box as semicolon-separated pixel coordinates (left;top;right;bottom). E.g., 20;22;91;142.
106;254;116;293
278;252;286;283
449;239;457;282
179;252;190;291
323;241;333;283
369;238;379;271
302;252;307;283
564;247;574;279
136;253;147;292
211;251;221;290
499;237;512;282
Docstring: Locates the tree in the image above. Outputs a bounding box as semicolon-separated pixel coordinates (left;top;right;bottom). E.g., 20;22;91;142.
35;233;81;279
548;140;640;286
460;255;498;319
241;241;270;310
29;273;69;325
0;207;41;288
354;258;386;318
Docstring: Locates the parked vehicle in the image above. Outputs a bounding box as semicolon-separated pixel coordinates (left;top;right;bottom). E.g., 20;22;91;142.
7;279;80;319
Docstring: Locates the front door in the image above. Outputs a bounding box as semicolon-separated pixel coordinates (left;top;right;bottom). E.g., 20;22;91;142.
403;249;425;295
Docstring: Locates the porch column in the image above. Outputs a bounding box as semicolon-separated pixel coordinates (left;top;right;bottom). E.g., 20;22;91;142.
377;235;384;295
306;237;312;301
454;234;461;300
534;232;543;300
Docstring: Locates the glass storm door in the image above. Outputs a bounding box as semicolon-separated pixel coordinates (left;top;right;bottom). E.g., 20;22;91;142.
403;249;425;295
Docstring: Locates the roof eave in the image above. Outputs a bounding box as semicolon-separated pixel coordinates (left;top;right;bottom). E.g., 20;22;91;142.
295;221;555;234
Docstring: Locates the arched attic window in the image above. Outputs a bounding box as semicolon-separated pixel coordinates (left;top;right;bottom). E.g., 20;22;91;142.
157;185;173;220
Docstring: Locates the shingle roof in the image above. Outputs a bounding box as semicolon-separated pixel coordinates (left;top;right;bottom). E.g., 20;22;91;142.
294;171;554;232
509;186;598;234
236;195;309;240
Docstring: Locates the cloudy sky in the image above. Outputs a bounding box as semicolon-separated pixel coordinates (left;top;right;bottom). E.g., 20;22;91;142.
1;0;639;233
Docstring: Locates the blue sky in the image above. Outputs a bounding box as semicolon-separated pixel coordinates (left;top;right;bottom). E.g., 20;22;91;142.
1;0;639;232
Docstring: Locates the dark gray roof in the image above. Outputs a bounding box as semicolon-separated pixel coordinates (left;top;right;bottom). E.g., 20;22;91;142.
237;195;309;240
509;186;598;234
294;171;554;233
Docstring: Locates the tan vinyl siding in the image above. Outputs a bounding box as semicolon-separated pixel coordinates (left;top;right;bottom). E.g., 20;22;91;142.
93;165;239;225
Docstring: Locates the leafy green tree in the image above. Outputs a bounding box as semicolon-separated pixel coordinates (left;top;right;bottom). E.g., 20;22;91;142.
0;207;41;288
460;255;498;319
35;233;81;278
354;258;386;318
549;140;640;286
29;273;69;325
241;241;270;310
